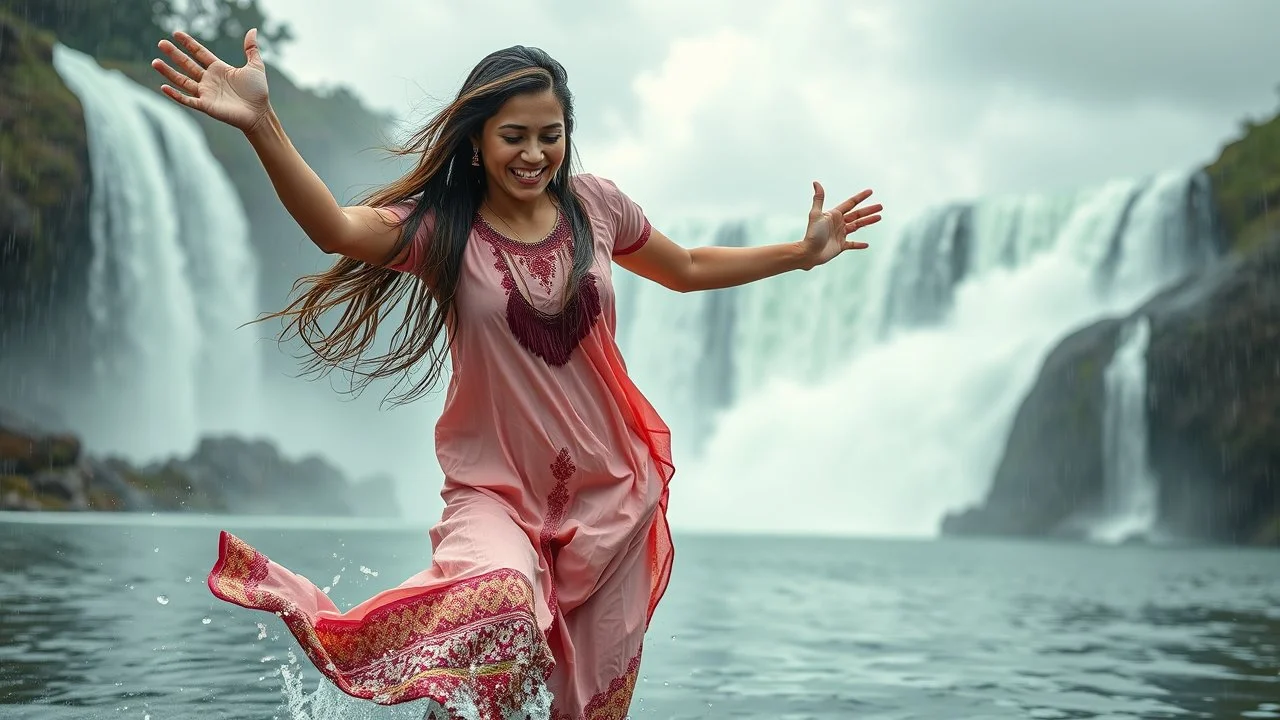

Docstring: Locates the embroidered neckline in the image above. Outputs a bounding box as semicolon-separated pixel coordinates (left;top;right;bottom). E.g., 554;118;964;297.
474;212;602;367
475;210;569;256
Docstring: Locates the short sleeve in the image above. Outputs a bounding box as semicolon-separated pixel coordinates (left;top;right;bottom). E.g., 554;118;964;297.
380;199;435;275
573;174;653;256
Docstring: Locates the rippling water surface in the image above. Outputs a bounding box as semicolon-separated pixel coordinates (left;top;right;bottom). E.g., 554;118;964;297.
2;514;1278;719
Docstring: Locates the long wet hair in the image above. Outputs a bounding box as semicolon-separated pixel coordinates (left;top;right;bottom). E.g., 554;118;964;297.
260;46;593;405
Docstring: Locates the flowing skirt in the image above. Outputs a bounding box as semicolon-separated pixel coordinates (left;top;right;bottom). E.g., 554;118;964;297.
208;481;668;719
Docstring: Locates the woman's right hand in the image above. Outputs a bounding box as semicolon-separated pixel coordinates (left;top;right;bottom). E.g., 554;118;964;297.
152;29;270;134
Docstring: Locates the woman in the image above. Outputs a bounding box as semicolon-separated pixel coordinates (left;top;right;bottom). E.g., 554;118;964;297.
152;27;881;720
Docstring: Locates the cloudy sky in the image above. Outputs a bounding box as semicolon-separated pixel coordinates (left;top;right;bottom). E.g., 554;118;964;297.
255;0;1280;229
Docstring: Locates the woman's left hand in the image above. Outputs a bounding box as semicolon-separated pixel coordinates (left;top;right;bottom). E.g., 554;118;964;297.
800;181;883;268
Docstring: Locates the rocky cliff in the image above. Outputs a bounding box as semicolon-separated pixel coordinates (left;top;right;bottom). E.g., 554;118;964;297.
0;11;404;516
942;110;1280;546
0;14;94;389
1;406;400;515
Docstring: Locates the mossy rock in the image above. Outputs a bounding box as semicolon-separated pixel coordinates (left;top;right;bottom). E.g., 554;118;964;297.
0;474;67;510
107;457;223;511
1205;111;1280;254
0;425;81;474
0;474;31;495
0;11;93;370
85;486;125;511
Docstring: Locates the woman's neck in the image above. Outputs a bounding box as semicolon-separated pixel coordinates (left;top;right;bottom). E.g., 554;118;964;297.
483;189;555;226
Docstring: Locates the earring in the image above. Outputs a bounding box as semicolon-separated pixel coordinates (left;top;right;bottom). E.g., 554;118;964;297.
471;146;480;167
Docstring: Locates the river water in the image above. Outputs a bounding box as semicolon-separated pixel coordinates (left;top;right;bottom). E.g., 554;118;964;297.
2;514;1278;719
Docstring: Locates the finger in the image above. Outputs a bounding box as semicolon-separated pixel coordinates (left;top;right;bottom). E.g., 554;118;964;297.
832;189;874;215
843;239;871;250
843;202;884;222
243;27;264;67
845;215;883;233
158;38;204;80
810;181;826;220
172;30;220;68
151;58;199;95
160;83;203;111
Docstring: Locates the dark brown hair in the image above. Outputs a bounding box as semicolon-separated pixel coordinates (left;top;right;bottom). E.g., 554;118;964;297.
260;46;594;405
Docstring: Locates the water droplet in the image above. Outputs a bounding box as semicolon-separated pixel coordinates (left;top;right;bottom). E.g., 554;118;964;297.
256;623;268;640
156;595;169;605
201;617;211;625
184;576;192;583
153;547;159;553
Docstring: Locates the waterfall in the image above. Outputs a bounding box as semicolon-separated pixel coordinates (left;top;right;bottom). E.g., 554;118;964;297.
617;170;1217;537
50;45;261;461
1089;316;1159;544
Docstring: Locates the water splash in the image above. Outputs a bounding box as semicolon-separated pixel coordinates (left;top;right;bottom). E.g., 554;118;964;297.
274;662;554;720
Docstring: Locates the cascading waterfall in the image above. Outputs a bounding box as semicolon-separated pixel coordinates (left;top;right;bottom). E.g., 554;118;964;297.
51;45;261;461
1089;316;1159;544
617;169;1217;536
141;86;261;437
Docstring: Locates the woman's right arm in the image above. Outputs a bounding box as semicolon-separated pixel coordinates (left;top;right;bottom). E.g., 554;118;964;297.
152;29;407;267
242;109;408;267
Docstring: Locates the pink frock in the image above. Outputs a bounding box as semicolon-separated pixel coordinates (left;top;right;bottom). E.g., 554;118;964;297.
207;174;675;720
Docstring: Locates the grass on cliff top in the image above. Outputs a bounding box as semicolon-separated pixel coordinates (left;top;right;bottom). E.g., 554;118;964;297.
0;11;86;244
1207;108;1280;253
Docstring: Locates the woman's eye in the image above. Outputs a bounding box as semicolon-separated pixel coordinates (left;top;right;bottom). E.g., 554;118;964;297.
501;136;522;144
541;135;562;144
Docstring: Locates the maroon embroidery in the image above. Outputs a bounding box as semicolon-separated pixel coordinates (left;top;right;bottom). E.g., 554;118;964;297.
541;447;575;619
581;646;643;719
207;532;554;713
476;213;602;367
527;254;556;291
504;275;601;366
550;447;576;482
549;645;644;720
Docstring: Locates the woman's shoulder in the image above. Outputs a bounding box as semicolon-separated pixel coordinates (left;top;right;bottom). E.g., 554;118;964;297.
570;172;632;213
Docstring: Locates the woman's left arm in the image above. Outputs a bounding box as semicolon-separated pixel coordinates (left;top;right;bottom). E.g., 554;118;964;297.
615;182;882;293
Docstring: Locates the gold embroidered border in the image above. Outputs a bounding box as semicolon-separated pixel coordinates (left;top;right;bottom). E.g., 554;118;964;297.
208;531;554;711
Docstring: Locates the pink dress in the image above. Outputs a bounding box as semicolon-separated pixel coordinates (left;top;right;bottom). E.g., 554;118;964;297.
207;174;675;720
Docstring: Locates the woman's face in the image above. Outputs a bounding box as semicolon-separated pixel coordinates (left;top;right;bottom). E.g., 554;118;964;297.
476;89;567;205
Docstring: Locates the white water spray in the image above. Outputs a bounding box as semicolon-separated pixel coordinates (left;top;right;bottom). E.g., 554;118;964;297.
618;170;1215;537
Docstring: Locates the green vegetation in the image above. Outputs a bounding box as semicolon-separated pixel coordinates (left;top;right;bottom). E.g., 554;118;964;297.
0;0;293;63
1205;102;1280;253
0;0;394;337
0;11;88;294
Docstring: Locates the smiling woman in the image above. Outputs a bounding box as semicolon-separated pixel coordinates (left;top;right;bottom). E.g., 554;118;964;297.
149;26;881;720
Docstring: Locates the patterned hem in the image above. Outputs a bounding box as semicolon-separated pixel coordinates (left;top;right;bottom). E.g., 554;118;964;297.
208;531;555;717
550;645;643;720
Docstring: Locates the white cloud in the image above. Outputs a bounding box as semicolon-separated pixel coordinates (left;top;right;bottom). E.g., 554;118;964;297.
257;0;1279;226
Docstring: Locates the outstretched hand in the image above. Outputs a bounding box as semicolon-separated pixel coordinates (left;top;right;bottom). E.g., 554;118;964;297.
151;29;270;133
801;182;883;268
